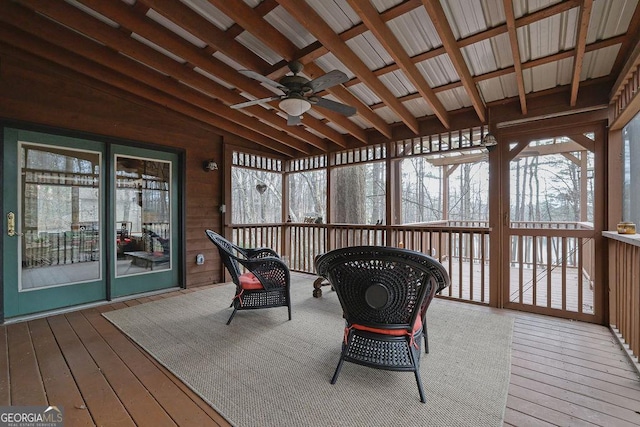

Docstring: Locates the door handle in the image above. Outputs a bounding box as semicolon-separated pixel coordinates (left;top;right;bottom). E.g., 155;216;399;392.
6;212;23;236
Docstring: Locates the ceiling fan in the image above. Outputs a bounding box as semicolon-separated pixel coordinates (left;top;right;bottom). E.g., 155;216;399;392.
230;61;357;125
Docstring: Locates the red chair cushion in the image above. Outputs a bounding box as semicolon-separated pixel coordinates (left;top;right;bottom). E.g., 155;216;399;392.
351;314;422;336
239;272;263;290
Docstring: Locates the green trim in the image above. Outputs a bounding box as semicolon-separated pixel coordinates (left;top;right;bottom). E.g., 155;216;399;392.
3;128;106;318
109;145;179;298
2;128;181;317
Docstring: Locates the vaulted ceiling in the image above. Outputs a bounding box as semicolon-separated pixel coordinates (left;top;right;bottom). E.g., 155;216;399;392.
1;0;639;158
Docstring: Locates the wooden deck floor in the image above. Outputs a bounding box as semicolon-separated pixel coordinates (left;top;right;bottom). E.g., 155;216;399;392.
2;274;639;426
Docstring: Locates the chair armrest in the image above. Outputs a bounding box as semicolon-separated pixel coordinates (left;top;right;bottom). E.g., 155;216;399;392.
239;256;289;290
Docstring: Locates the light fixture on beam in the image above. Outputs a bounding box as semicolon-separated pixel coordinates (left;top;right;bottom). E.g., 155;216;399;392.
203;160;218;172
481;132;498;152
481;106;498;152
279;94;311;117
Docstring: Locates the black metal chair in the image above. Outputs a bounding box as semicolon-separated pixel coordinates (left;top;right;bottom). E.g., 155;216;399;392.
315;246;450;403
205;230;291;325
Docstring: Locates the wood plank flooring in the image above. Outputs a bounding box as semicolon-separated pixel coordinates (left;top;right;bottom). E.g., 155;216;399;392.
2;273;640;426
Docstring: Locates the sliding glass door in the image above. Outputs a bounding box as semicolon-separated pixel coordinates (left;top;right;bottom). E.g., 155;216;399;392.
2;128;179;319
110;146;179;297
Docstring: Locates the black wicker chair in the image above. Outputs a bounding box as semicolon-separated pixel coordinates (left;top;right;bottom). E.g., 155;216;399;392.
315;246;450;403
205;230;291;325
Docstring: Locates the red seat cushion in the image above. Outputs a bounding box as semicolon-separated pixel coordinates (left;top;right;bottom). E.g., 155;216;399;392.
239;272;263;290
351;314;422;336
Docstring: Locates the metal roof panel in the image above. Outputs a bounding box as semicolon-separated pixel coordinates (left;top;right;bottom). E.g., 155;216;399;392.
436;87;472;111
417;56;460;87
379;70;415;97
235;31;283;65
145;9;207;48
462;39;499;76
347;32;396;68
442;0;490;39
403;98;434;118
306;0;360;33
315;52;355;79
583;45;621;79
477;74;519;102
589;0;639;41
179;0;233;30
490;33;515;68
264;7;317;49
375;105;402;124
349;82;382;105
387;8;441;56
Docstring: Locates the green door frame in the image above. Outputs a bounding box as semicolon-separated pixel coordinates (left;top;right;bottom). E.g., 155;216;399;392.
1;126;184;321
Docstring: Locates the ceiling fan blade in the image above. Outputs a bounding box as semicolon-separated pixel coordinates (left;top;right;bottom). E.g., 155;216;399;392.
287;115;301;126
308;70;349;93
238;69;286;92
314;97;357;116
230;96;281;109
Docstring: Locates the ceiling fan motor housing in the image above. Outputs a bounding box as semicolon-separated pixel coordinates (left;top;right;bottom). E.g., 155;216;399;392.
279;75;313;96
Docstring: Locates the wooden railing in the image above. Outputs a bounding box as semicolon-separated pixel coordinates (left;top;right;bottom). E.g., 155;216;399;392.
605;232;640;360
506;222;596;316
22;229;99;267
231;222;491;304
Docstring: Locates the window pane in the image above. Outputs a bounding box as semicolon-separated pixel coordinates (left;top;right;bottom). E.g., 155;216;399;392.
510;138;594;225
115;156;171;276
288;170;326;223
400;157;442;223
21;143;101;289
232;167;282;223
332;162;385;224
448;161;489;222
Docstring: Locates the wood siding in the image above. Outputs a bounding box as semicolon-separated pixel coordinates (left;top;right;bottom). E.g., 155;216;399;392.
0;47;226;289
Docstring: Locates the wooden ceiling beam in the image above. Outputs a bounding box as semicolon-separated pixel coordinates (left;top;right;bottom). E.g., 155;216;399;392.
503;0;527;115
570;0;593;106
609;3;640;100
276;0;421;135
223;0;279;41
342;1;582;94
205;0;358;147
0;27;298;157
19;0;329;153
139;0;269;72
8;0;310;157
421;0;486;123
266;0;423;80
347;0;450;129
135;1;341;150
369;36;625;110
207;0;296;60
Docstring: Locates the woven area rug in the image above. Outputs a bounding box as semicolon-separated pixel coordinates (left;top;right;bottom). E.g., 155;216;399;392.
104;274;513;427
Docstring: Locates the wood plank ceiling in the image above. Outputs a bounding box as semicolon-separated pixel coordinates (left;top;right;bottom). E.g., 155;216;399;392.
1;0;639;158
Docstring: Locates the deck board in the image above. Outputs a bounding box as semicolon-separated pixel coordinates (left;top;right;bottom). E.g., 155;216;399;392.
47;314;136;427
28;318;93;426
7;322;46;405
82;307;226;426
0;326;9;406
2;274;640;426
65;310;177;426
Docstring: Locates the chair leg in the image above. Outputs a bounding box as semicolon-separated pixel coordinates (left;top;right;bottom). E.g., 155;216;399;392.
414;370;426;403
424;318;429;354
226;307;238;325
330;358;345;384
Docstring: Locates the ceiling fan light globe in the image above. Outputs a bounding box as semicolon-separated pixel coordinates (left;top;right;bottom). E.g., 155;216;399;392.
279;97;311;117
